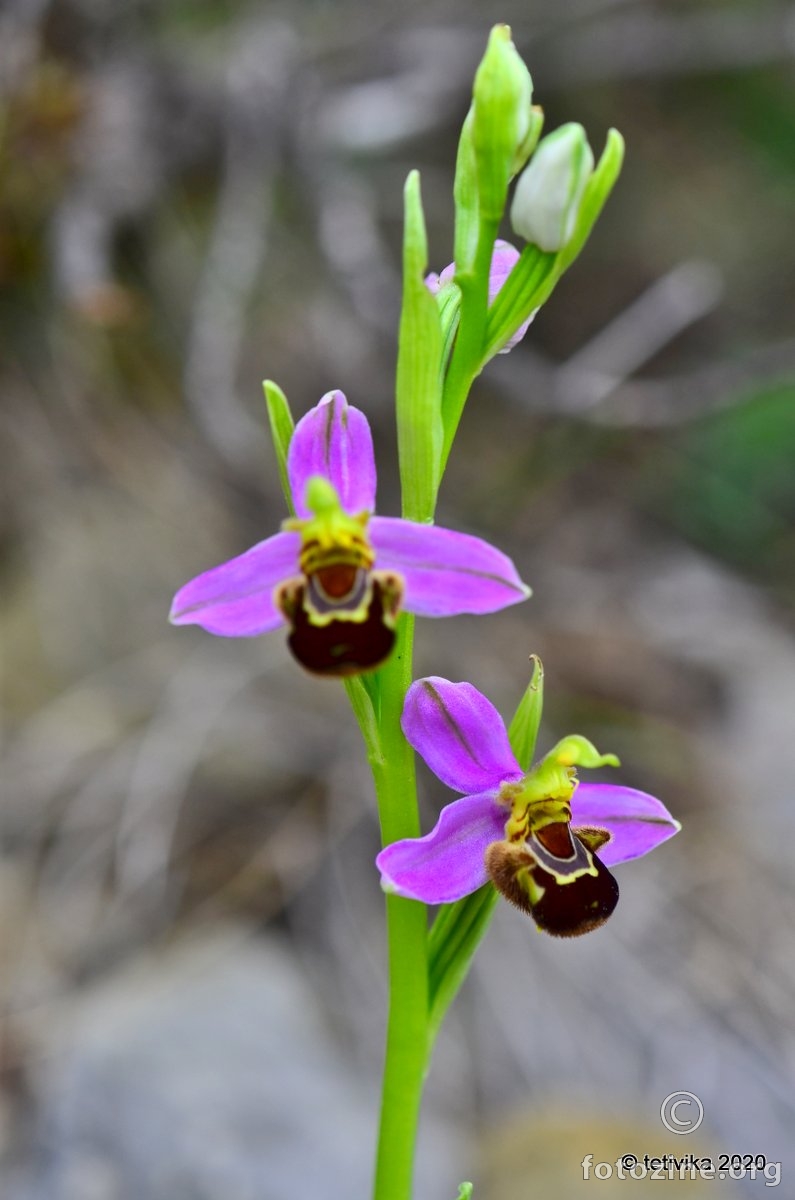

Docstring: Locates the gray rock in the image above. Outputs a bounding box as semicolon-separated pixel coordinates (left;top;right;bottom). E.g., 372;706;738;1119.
14;927;462;1200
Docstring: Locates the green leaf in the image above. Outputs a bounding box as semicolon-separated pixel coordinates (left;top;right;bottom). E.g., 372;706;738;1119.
455;1184;474;1200
396;171;444;522
263;380;295;515
507;654;544;770
428;883;499;1041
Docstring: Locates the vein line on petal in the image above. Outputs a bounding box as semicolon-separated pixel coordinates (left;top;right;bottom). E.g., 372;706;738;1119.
172;581;284;617
386;556;528;594
421;680;491;776
323;398;335;474
577;814;679;827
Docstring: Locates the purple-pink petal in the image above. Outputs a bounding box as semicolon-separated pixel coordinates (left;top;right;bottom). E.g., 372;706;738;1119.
571;782;681;867
376;791;505;904
169;530;300;637
402;677;523;795
369;517;529;617
431;239;518;300
427;240;532;352
486;239;520;299
488;240;534;352
287;390;377;518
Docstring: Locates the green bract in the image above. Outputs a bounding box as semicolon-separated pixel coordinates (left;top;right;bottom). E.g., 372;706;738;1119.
396;171;443;522
452;109;479;276
263;379;295;515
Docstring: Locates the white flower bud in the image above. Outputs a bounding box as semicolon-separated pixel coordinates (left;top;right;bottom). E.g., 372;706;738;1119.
510;123;594;252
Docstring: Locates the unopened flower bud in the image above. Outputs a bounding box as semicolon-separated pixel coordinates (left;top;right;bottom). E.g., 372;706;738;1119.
472;25;533;219
510;122;594;252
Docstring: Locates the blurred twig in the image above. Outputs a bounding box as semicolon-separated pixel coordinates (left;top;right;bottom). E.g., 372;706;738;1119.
555;261;725;412
182;21;297;470
530;3;795;86
493;260;795;427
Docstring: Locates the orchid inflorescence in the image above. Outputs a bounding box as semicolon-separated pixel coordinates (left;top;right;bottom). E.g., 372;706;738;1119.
170;23;679;1200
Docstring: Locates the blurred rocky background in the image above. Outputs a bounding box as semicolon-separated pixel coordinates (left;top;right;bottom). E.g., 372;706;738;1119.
1;0;794;1196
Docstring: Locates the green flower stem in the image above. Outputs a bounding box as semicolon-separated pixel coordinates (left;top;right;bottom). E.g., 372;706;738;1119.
354;615;430;1200
373;895;428;1200
438;351;475;480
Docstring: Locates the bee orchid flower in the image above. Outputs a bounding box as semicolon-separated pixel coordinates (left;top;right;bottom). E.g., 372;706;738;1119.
377;677;680;935
170;393;530;676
